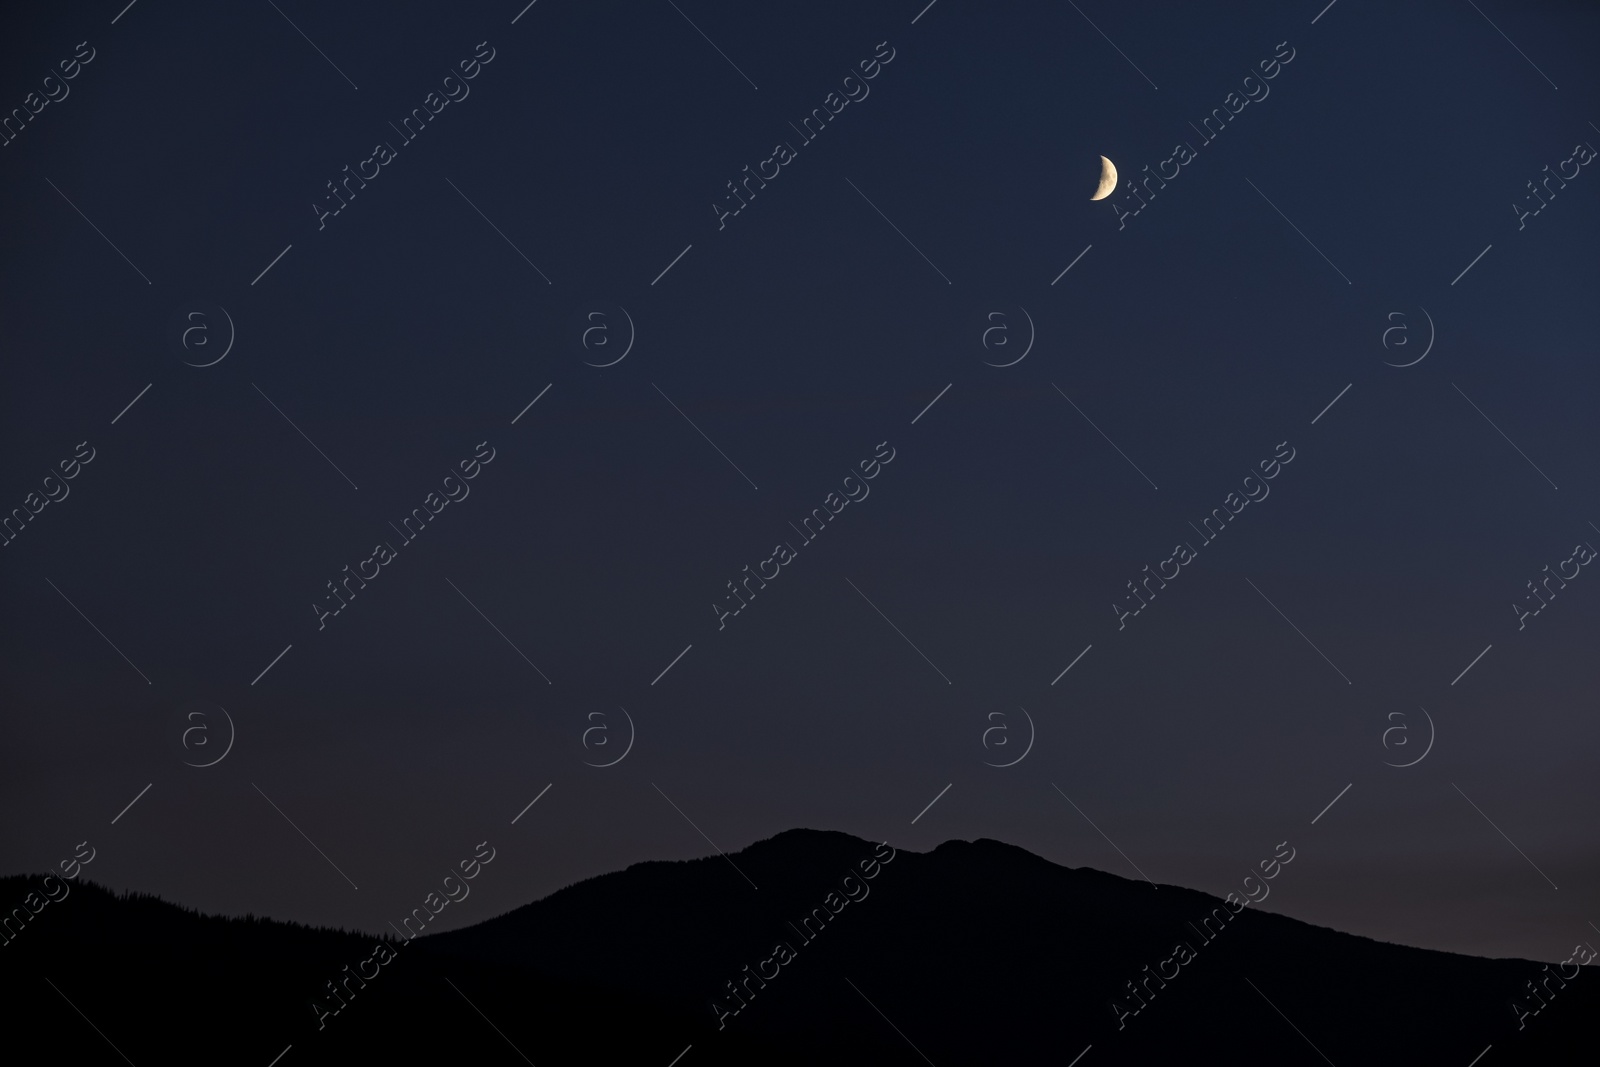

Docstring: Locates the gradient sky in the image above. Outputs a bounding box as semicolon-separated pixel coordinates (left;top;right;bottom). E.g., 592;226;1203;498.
2;0;1597;963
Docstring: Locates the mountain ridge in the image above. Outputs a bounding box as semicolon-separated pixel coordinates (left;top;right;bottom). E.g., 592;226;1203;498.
2;828;1592;1064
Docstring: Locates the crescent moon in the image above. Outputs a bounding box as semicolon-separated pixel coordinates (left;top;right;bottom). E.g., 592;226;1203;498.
984;707;1036;768
584;706;636;767
1384;706;1435;768
1090;156;1118;201
1382;306;1434;368
183;705;236;767
583;306;635;368
982;306;1035;368
182;306;236;368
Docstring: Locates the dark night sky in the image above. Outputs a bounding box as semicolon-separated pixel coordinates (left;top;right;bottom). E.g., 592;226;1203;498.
2;0;1597;963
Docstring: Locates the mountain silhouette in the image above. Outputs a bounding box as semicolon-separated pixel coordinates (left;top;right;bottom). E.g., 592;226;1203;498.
2;828;1591;1064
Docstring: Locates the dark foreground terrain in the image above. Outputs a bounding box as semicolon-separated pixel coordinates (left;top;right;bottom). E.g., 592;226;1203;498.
2;829;1592;1064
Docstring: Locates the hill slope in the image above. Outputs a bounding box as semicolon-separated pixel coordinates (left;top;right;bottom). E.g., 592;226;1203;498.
2;829;1591;1064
